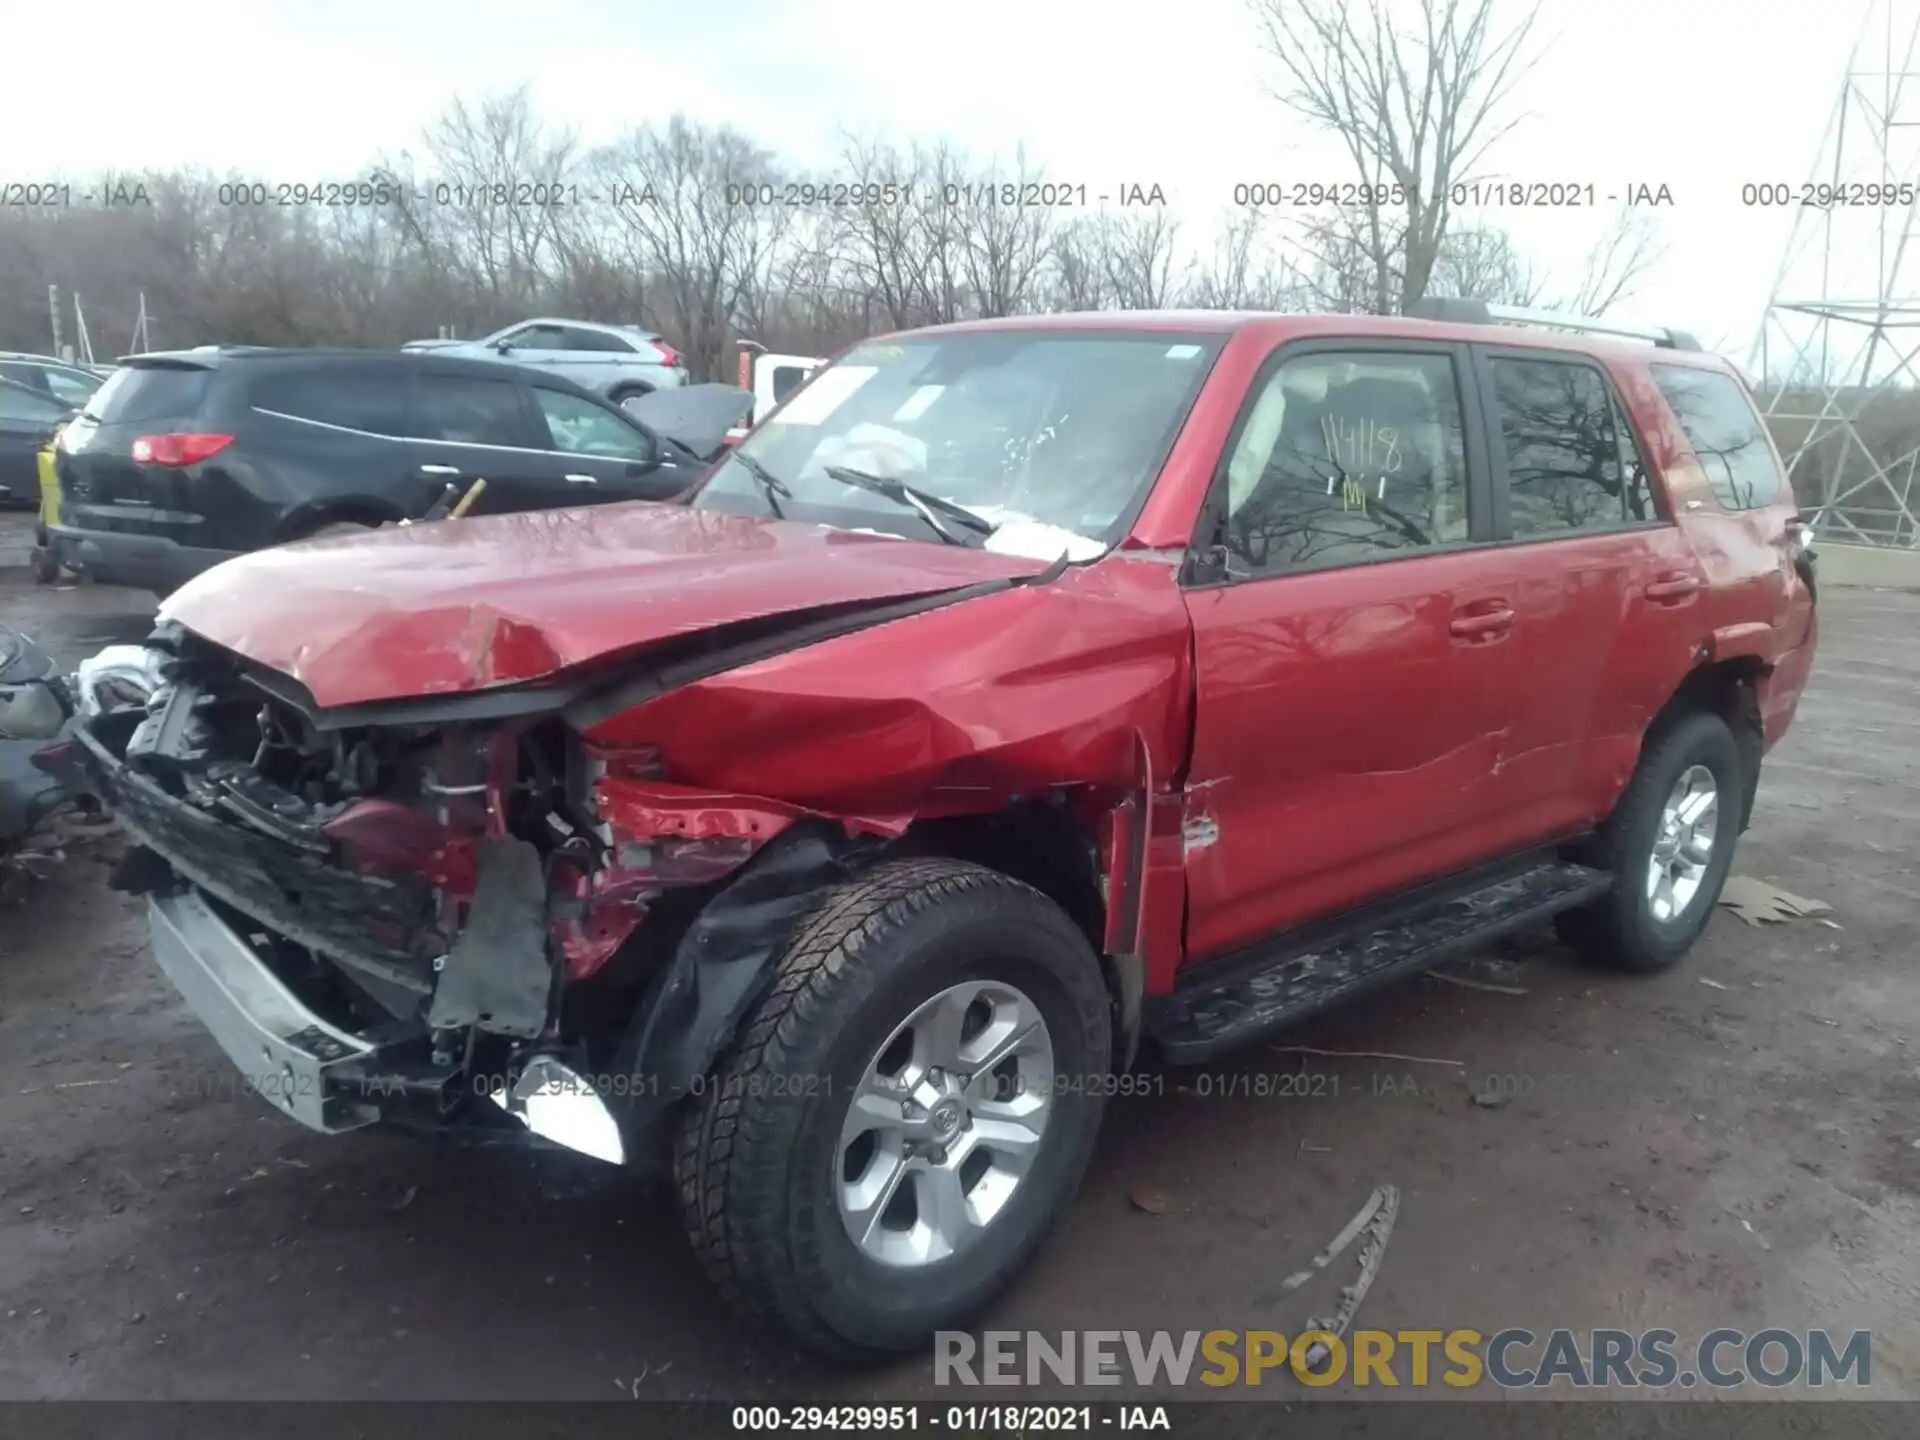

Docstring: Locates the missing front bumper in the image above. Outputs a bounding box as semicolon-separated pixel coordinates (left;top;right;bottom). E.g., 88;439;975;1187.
148;889;392;1133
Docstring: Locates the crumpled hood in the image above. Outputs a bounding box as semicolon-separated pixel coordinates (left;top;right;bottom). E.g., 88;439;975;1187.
161;503;1046;710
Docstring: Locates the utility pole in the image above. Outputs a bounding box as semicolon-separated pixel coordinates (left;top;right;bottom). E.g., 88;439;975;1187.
48;285;67;361
73;294;94;366
130;292;152;354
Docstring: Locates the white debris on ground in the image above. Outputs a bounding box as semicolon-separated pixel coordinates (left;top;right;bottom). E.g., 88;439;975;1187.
1718;876;1834;926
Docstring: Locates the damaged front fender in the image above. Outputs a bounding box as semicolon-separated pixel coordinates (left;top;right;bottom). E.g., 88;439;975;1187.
605;821;868;1147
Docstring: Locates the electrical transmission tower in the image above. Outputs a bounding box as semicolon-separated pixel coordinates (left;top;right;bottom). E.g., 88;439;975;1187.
1750;0;1920;546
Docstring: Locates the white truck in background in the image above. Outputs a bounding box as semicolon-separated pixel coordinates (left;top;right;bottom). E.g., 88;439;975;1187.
727;348;826;443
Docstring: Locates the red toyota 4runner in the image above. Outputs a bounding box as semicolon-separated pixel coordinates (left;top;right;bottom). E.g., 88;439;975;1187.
69;301;1817;1359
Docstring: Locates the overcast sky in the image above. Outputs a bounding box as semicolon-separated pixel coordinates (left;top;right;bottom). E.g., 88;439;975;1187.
8;0;1897;357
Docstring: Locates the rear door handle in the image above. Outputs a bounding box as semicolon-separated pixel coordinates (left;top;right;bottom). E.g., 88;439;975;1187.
1644;574;1700;604
564;472;598;484
419;463;462;476
1449;603;1514;641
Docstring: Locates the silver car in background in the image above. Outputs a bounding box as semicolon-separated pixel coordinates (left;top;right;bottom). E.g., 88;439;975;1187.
401;318;688;403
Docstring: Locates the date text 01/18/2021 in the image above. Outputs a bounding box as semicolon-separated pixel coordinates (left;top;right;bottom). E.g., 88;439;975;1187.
725;1404;1172;1431
721;181;1170;208
1229;180;1675;207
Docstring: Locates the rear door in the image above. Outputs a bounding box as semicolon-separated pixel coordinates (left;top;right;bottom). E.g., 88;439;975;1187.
1179;339;1520;960
1460;345;1709;846
1645;363;1812;647
0;381;67;500
242;362;422;528
549;325;642;391
400;368;555;515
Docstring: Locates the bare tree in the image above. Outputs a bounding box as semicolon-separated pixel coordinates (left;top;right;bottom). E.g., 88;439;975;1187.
1250;0;1543;313
1046;210;1187;311
0;79;1664;372
1426;221;1540;306
952;147;1058;318
1182;208;1302;311
1552;207;1662;317
389;88;582;306
588;117;791;379
1099;210;1186;310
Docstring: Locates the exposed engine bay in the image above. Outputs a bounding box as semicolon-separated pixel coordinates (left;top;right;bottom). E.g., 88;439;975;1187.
69;620;869;1164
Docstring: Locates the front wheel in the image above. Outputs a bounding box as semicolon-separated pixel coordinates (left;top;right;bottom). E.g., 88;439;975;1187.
1556;708;1744;973
674;858;1112;1359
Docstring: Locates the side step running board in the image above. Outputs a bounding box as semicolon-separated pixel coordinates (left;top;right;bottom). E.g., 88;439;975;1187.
1146;860;1612;1065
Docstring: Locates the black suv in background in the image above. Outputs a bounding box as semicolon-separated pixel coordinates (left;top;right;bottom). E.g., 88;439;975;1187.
47;348;740;594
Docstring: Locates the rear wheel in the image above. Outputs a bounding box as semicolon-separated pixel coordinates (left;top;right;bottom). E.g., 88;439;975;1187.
674;858;1112;1359
1556;708;1743;973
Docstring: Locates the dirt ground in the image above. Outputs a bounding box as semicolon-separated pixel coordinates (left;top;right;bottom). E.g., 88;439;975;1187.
1;509;1915;1404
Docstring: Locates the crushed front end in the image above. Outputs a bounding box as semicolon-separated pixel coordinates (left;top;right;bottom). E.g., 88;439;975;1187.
70;623;854;1168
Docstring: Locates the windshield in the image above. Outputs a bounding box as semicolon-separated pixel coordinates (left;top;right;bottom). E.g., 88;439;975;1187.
692;331;1223;557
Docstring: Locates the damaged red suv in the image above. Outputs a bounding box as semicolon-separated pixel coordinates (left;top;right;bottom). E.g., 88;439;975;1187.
70;300;1816;1358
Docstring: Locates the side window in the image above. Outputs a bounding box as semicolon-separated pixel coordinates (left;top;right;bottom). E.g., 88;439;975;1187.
42;369;100;407
0;383;64;426
408;375;530;447
251;369;409;435
1218;350;1470;574
557;327;631;353
1649;365;1783;510
530;388;655;460
1614;394;1658;522
510;325;565;350
771;365;810;402
1488;357;1633;538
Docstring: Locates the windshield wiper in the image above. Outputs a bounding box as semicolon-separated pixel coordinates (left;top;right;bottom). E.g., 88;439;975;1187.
823;464;994;547
730;450;790;518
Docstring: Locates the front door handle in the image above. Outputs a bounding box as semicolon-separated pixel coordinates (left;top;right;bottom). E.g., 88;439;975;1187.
1644;573;1700;604
564;472;598;484
1449;603;1514;641
419;463;462;476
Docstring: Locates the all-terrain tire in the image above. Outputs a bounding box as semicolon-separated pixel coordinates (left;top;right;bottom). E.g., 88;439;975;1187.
1555;708;1744;973
673;858;1112;1360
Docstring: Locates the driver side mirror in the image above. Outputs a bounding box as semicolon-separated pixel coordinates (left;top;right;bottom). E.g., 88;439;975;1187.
490;338;514;353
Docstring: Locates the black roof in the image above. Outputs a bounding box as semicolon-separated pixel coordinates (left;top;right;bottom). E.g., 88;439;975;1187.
119;345;620;407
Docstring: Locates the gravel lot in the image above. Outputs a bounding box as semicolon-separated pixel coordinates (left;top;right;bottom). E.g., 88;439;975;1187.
1;510;1914;1403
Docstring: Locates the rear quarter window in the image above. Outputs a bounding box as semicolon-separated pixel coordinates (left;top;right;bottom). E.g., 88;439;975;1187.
82;366;213;426
249;368;410;435
1649;364;1784;511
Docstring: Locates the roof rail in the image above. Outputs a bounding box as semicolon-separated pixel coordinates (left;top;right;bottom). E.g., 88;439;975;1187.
1406;296;1701;352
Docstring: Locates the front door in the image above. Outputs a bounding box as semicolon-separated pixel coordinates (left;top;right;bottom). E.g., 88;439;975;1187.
523;384;683;503
1180;341;1517;962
